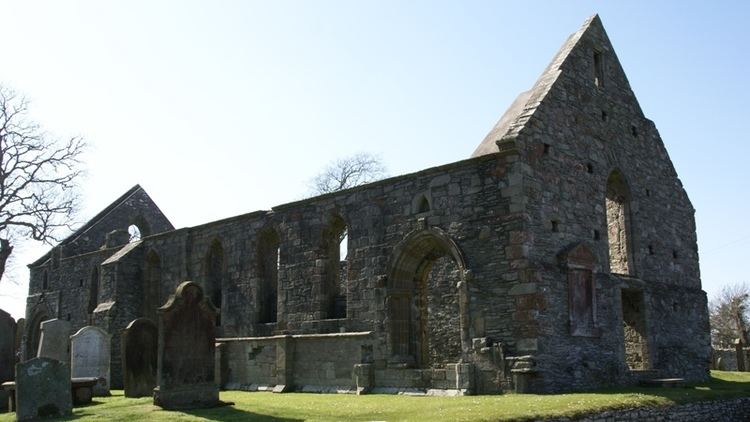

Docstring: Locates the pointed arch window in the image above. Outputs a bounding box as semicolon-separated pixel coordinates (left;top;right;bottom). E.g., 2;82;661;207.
606;170;634;275
88;266;99;315
258;229;280;323
144;251;162;321
322;215;348;319
205;239;224;326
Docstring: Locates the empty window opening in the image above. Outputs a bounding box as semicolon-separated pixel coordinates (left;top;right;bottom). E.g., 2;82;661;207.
606;170;634;275
672;302;679;312
66;313;71;321
88;267;99;315
593;51;604;87
543;143;551;154
323;215;348;319
645;189;651;197
143;251;161;322
672;250;678;259
586;163;594;174
551;220;559;233
205;240;224;327
127;225;142;242
648;245;654;255
631;125;639;138
593;229;601;241
258;230;280;323
601;110;608;122
621;289;650;370
79;279;83;288
42;271;48;291
417;195;431;213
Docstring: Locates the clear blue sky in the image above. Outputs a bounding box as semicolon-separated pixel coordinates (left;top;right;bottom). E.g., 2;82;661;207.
0;1;748;319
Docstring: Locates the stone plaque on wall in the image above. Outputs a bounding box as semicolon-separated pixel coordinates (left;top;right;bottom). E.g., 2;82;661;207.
15;357;72;421
121;318;157;398
70;326;111;396
37;319;71;364
153;281;221;409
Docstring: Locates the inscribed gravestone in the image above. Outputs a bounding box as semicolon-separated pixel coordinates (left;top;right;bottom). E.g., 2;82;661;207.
153;281;220;409
37;318;71;364
121;318;157;398
71;326;111;396
0;309;15;412
15;357;72;421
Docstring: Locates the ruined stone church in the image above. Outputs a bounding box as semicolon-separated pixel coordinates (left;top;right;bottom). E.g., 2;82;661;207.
21;15;710;394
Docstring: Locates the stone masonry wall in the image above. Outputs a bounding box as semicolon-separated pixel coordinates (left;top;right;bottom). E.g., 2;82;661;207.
499;16;710;391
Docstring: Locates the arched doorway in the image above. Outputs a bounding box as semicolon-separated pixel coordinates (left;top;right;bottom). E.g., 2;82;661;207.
386;228;469;369
26;310;50;360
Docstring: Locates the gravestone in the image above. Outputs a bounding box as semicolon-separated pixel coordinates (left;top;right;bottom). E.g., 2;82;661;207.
14;318;24;363
0;309;15;413
15;357;72;421
121;318;157;398
70;326;111;396
153;281;221;409
37;318;71;364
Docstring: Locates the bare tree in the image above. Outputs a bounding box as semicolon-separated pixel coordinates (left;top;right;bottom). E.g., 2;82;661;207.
309;152;387;195
0;85;85;283
709;282;750;348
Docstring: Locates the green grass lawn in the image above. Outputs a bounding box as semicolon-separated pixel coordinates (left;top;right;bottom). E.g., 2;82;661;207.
2;371;749;421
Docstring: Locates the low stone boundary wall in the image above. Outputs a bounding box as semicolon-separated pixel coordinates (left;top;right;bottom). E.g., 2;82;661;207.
216;331;374;392
547;397;750;422
712;346;750;372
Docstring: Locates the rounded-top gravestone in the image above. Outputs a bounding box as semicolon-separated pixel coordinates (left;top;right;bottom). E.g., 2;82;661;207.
70;326;111;396
121;318;157;398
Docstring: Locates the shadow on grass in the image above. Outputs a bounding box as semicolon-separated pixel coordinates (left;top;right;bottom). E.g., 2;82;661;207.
182;405;303;422
581;373;750;406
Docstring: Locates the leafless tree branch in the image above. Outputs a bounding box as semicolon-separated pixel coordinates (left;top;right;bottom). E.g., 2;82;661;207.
308;152;387;195
0;85;85;283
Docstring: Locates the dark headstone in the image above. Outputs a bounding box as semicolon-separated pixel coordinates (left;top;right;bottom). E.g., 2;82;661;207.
121;318;157;398
70;326;111;396
0;309;16;412
37;318;71;364
153;281;220;409
15;357;72;421
14;318;24;363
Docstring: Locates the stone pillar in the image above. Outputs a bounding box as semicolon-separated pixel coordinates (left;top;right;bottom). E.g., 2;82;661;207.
353;363;373;395
273;335;294;393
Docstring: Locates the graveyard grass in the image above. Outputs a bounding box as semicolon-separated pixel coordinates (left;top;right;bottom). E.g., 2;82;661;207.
2;371;749;421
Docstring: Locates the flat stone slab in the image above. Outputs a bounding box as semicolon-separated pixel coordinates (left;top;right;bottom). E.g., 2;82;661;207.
639;378;686;388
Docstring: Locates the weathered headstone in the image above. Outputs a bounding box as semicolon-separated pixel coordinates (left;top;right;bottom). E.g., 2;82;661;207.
70;326;111;396
0;309;16;413
14;318;24;363
37;318;71;364
121;318;157;398
15;357;72;421
153;281;221;409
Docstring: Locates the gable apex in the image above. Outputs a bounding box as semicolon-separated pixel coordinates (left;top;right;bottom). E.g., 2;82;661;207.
472;14;641;157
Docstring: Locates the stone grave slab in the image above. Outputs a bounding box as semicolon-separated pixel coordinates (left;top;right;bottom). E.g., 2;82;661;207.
153;281;221;409
121;318;157;398
15;357;72;421
37;318;71;364
0;309;15;413
70;326;111;396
